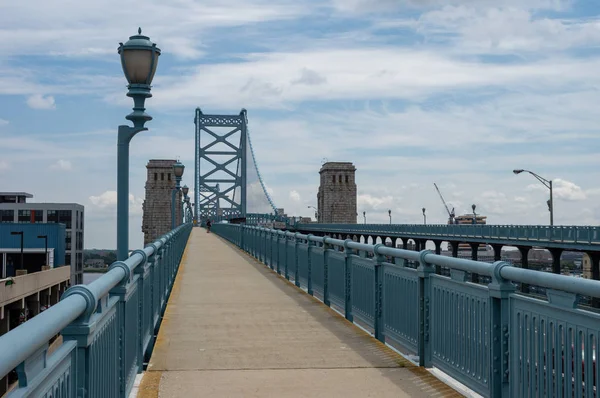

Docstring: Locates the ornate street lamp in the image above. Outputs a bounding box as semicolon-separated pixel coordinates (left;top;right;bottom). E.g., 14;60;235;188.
422;208;426;225
472;204;477;224
116;28;161;260
172;162;185;229
388;209;391;224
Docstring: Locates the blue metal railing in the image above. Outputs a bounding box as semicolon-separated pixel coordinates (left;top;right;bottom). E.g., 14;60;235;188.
0;223;192;398
295;223;600;248
214;223;600;398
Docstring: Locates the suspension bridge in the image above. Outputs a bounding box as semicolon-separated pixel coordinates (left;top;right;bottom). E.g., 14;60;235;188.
0;108;599;398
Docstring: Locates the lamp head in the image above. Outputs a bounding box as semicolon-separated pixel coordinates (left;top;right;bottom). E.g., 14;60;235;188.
118;28;161;86
388;209;391;215
472;204;476;212
513;169;524;175
173;161;185;178
422;207;426;214
182;184;189;196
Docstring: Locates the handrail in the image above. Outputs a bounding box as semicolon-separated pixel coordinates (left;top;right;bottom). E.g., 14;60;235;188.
293;223;600;246
0;223;188;381
251;225;600;298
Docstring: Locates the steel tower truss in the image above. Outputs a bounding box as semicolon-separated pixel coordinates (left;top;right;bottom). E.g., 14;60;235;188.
194;108;247;222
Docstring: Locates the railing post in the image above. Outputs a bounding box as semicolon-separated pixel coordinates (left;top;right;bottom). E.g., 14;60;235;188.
285;233;290;281
373;244;384;342
61;284;119;398
323;238;330;307
132;249;149;374
489;261;514;398
269;230;274;270
307;234;314;296
276;231;282;275
343;239;353;322
417;249;434;367
239;225;244;249
294;233;300;287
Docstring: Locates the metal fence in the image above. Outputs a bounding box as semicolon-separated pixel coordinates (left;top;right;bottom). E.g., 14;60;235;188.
214;223;600;398
296;223;600;248
0;223;192;398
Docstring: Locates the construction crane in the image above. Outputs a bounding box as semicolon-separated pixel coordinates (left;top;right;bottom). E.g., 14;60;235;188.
434;183;455;224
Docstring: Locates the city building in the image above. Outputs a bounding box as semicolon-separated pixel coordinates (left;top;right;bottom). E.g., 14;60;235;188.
0;224;66;278
317;162;357;224
0;193;84;284
142;160;183;246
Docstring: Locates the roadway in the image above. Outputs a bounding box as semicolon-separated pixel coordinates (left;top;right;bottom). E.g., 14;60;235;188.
136;228;463;397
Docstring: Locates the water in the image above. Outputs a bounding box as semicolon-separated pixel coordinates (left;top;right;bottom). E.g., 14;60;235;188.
82;273;102;284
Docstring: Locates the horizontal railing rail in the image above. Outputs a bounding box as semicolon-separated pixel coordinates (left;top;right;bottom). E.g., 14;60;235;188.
0;223;192;398
213;223;600;398
295;223;600;247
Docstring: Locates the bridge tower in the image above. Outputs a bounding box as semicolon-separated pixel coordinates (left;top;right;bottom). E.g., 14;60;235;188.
141;159;182;245
194;108;247;223
317;162;357;224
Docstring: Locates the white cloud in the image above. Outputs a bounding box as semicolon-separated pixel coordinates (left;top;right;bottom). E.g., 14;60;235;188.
26;94;56;109
289;190;301;202
0;118;8;126
89;191;144;215
51;159;72;171
552;178;587;201
0;160;9;171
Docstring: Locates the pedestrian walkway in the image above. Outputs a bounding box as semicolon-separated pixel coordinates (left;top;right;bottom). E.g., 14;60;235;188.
136;228;463;397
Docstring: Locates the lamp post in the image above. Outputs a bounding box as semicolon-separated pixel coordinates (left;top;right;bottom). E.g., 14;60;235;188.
172;162;185;230
422;208;426;225
37;235;48;267
11;231;24;270
388;209;391;224
513;169;553;226
116;28;161;261
472;204;477;225
363;211;366;224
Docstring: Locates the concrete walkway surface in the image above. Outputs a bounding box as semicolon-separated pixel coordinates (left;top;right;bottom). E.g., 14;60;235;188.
137;228;463;398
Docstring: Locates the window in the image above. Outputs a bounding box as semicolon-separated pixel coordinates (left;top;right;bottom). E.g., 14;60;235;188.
339;175;342;183
154;173;157;181
18;210;31;223
80;213;84;230
0;210;14;223
47;210;58;223
33;210;43;223
332;175;335;183
76;211;79;229
65;254;71;266
345;175;349;183
66;231;72;250
59;210;72;229
76;253;83;268
161;173;164;181
168;173;171;181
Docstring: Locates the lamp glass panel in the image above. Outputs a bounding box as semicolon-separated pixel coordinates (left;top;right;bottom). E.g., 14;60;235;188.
123;49;152;84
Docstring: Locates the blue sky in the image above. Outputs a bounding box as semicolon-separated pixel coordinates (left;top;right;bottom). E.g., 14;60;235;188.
1;0;600;249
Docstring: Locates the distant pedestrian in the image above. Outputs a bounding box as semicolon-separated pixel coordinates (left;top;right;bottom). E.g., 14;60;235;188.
206;219;212;233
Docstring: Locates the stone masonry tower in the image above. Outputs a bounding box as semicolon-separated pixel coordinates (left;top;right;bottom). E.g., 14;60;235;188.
317;162;357;224
142;159;183;245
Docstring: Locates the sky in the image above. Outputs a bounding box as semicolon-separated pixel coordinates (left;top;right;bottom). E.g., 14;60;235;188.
1;0;600;249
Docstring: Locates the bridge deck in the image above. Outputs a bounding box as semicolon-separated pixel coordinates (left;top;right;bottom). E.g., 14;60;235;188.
137;229;463;397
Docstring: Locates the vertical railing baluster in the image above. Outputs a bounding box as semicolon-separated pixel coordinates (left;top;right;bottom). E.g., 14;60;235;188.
373;244;384;342
489;261;514;398
294;233;300;287
323;238;330;307
307;235;314;296
285;233;290;281
343;239;353;322
417;249;434;367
